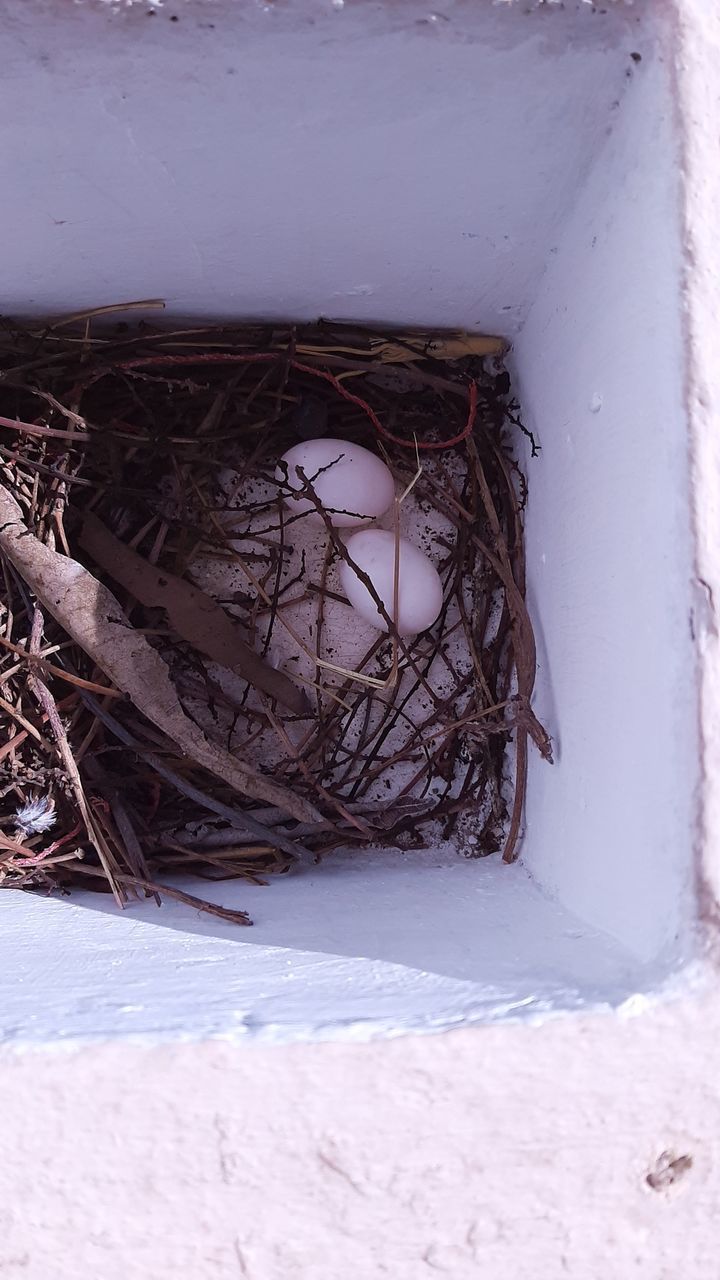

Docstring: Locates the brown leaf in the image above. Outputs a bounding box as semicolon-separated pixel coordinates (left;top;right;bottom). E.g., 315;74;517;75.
0;483;321;823
371;331;507;363
80;510;307;715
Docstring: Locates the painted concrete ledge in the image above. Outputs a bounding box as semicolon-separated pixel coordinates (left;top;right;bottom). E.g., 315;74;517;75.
0;857;657;1047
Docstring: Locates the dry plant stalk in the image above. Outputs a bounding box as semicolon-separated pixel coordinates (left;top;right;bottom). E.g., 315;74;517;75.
0;485;321;827
79;510;308;714
0;313;549;922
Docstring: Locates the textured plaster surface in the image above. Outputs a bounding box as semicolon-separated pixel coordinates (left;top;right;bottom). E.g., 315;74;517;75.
0;993;719;1280
680;0;720;920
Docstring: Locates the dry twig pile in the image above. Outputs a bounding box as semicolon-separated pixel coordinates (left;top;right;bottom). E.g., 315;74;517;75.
0;311;550;921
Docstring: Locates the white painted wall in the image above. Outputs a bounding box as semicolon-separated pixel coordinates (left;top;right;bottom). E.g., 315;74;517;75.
5;0;636;333
513;50;698;961
0;0;700;1042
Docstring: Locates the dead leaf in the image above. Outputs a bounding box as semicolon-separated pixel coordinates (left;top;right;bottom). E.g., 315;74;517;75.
80;510;307;715
0;483;322;823
371;331;508;363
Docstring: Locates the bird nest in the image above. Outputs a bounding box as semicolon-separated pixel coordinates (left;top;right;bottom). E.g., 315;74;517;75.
0;309;550;924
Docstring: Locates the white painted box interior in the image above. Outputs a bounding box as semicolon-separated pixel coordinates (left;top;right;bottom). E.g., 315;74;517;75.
1;0;700;1043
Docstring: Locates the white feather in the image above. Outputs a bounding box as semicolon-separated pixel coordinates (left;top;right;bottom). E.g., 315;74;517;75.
14;796;57;836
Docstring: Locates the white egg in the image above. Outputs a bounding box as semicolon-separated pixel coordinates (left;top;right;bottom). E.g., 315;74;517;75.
276;438;395;527
340;529;444;637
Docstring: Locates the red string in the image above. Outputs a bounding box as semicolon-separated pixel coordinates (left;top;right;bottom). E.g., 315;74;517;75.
112;351;478;452
16;820;82;866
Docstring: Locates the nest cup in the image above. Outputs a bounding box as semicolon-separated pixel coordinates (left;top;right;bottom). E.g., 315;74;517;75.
0;318;543;920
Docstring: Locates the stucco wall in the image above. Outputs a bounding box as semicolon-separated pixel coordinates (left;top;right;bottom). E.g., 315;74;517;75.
0;992;718;1279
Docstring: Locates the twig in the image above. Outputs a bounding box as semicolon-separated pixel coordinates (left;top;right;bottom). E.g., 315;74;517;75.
115;874;253;926
27;610;126;905
80;693;324;864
